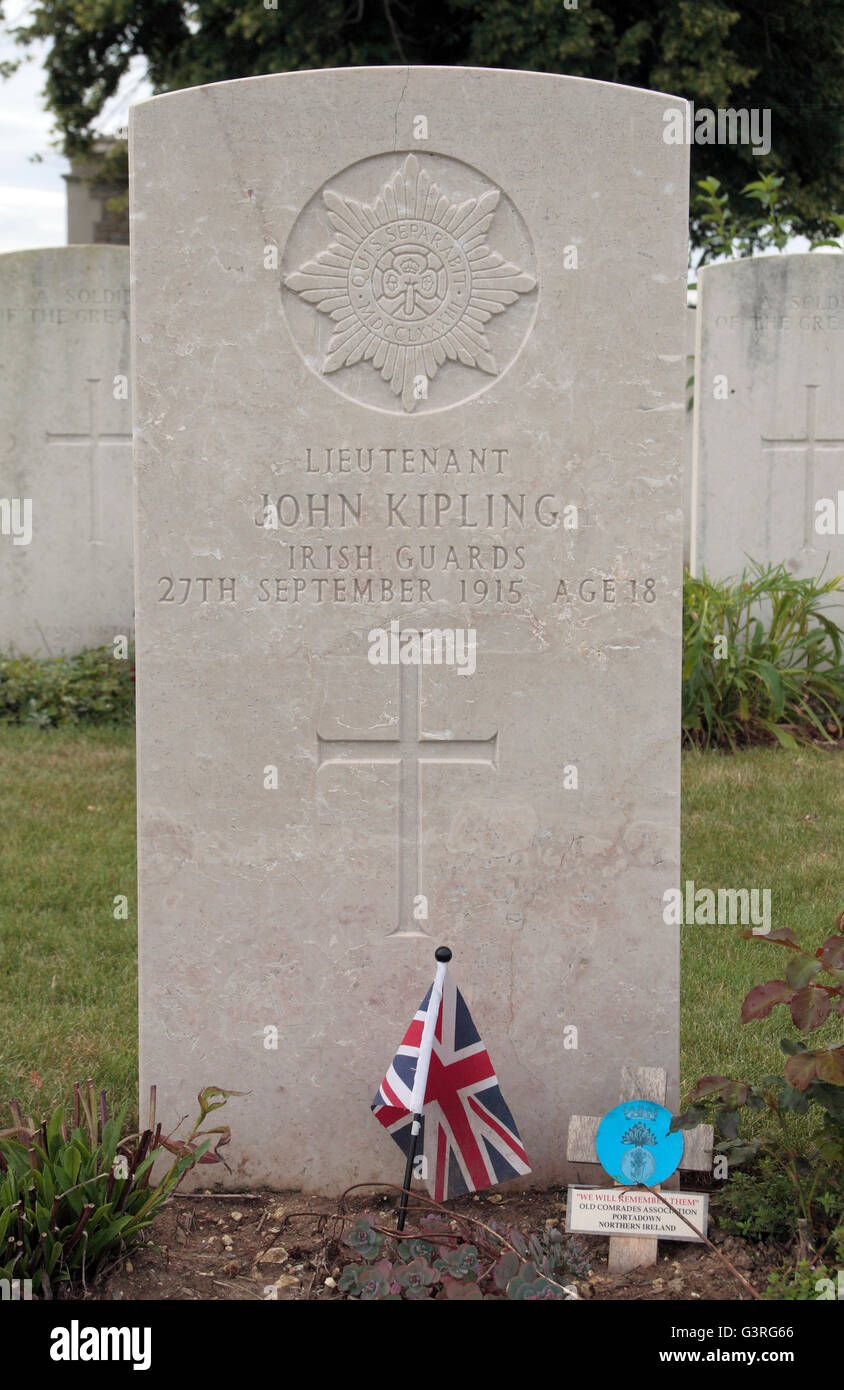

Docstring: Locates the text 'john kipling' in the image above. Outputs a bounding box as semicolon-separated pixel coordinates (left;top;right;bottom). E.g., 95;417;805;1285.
255;492;578;529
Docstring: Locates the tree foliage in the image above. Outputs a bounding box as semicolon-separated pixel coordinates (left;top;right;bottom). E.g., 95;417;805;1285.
3;0;843;249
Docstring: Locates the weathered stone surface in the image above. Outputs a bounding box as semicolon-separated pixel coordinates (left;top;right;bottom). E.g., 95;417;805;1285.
130;68;688;1189
0;246;133;655
691;254;844;586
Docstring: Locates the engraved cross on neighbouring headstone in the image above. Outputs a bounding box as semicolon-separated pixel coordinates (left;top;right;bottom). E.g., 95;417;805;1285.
317;658;498;937
46;377;131;544
761;384;844;549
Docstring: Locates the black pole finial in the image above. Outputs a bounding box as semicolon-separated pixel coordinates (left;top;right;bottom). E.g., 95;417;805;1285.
435;945;452;962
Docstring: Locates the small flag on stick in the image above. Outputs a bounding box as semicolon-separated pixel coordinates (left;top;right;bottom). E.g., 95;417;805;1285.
373;946;531;1229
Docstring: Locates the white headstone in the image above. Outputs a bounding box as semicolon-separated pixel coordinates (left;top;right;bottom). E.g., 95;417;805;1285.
130;68;688;1189
0;247;133;655
691;254;844;587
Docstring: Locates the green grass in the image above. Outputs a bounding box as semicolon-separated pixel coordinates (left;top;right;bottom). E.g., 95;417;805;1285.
681;744;844;1107
0;730;842;1144
0;727;137;1126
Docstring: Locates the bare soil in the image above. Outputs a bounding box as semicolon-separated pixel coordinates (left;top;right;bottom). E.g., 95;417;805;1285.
68;1186;782;1302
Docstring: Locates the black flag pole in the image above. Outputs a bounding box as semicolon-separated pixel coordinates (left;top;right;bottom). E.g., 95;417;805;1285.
396;1117;421;1235
396;945;452;1234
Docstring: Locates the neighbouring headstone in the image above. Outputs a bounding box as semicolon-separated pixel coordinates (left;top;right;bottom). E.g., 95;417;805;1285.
130;68;688;1190
691;254;844;587
0;246;133;655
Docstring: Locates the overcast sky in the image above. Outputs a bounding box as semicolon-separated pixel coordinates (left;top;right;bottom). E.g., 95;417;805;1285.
0;7;149;253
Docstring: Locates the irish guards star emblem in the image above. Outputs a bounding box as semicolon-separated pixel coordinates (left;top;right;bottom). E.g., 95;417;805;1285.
284;154;536;412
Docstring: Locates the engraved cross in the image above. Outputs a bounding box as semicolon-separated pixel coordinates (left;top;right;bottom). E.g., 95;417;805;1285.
761;384;844;549
317;660;498;938
46;377;132;544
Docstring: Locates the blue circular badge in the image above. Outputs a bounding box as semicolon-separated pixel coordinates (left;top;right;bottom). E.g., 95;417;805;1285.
595;1099;684;1186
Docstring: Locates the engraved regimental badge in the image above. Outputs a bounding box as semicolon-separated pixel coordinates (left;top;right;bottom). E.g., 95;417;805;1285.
283;153;537;413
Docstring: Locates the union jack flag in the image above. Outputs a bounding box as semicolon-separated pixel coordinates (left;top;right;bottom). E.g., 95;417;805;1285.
372;972;531;1200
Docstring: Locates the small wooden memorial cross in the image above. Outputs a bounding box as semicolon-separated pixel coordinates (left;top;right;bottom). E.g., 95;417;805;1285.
566;1065;713;1274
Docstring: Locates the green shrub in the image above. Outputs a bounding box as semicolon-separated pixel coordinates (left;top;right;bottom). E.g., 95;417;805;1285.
763;1228;844;1301
0;646;135;726
714;1156;811;1242
674;921;844;1247
0;1081;240;1297
683;562;844;749
333;1211;588;1300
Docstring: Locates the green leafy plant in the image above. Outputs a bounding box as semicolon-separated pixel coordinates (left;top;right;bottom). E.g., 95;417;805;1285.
694;177;736;262
333;1211;587;1301
0;646;135;726
434;1241;481;1281
740;174;791;254
673;919;844;1246
0;1081;242;1296
683;562;844;749
763;1227;844;1301
810;213;844;252
714;1156;805;1243
694;174;842;264
393;1256;439;1299
338;1258;397;1300
342;1215;385;1262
